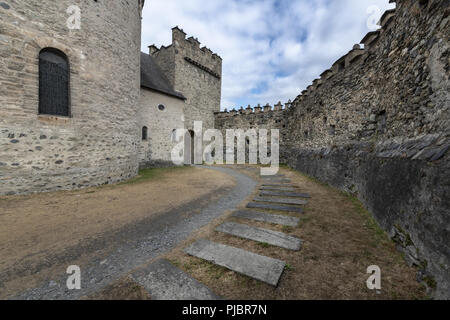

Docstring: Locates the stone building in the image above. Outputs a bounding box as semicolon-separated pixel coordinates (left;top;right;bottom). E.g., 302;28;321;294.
0;0;145;195
0;0;222;191
139;52;186;167
142;27;223;165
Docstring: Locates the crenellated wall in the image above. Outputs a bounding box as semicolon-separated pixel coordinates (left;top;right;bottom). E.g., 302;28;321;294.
214;0;449;298
149;27;222;131
215;102;290;136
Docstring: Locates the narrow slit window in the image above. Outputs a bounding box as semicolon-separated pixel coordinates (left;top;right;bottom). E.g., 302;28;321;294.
142;126;148;140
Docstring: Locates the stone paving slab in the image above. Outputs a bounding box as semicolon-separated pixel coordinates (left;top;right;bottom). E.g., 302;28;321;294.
130;259;222;300
260;174;285;178
262;183;297;187
184;239;286;286
247;202;304;213
260;190;311;198
232;210;300;227
260;186;298;192
254;196;308;205
216;222;302;251
261;178;291;183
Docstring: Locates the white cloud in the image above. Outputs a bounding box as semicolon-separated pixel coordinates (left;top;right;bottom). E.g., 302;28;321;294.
141;0;394;110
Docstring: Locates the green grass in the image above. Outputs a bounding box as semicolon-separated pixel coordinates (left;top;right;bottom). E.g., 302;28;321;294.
258;242;270;248
120;166;191;185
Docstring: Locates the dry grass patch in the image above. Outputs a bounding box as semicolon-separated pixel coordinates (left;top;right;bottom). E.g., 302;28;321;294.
164;165;427;300
84;277;151;300
0;166;235;298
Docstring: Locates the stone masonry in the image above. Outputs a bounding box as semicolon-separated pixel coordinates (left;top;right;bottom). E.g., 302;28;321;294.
0;0;144;195
214;0;449;298
149;27;222;132
138;88;185;166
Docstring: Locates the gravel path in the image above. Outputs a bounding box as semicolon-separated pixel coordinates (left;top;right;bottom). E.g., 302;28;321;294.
13;166;257;300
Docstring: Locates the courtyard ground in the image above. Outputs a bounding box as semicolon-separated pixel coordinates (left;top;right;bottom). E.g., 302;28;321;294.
96;165;426;300
0;165;426;300
0;166;236;299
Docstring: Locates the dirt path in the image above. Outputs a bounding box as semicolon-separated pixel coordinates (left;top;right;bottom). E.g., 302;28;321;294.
0;166;257;299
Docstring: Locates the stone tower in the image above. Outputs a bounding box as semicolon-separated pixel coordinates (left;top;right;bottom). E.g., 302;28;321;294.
148;27;222;131
0;0;144;195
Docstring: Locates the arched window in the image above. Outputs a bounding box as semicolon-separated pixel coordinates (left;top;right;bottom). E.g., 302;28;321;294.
39;48;70;117
170;129;177;142
142;126;148;141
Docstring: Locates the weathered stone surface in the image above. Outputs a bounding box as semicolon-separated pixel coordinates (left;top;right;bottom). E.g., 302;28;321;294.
214;0;450;299
262;183;298;188
261;178;291;184
261;174;285;178
0;1;144;195
216;222;302;251
260;191;311;198
131;259;221;300
254;196;308;205
150;27;222;134
232;210;300;227
247;202;304;213
138;89;185;165
260;186;298;192
184;239;286;286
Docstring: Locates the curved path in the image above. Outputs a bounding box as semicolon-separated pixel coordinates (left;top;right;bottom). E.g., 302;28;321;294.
14;166;257;300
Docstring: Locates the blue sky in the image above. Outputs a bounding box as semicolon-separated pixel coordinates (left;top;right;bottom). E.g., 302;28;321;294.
141;0;394;110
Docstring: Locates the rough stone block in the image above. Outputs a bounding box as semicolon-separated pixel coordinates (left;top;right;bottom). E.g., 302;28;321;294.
260;186;298;192
232;210;300;227
216;222;302;251
260;191;311;198
184;239;285;286
254;196;308;205
131;259;222;300
247;202;304;213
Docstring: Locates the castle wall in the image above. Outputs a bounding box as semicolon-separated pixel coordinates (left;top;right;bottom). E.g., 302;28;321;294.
0;0;143;195
138;88;185;167
214;0;449;298
151;28;222;132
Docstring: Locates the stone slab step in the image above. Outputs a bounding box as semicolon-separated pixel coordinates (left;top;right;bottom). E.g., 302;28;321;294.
184;239;285;286
247;202;304;213
260;174;285;178
216;222;302;251
130;259;222;300
260;190;311;198
260;186;298;192
254;196;308;205
261;179;291;184
232;210;300;227
262;183;297;188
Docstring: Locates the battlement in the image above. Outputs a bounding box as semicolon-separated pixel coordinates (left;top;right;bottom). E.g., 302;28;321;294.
215;100;293;118
290;3;401;103
148;26;222;76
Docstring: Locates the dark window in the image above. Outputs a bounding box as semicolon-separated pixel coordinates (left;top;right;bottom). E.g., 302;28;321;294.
142;126;148;140
39;48;70;117
158;104;165;111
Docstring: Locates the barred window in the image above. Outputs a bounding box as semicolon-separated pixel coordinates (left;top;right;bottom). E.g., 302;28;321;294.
39;48;70;117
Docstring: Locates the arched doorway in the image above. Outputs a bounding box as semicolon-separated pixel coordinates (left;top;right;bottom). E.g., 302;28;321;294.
184;130;195;165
